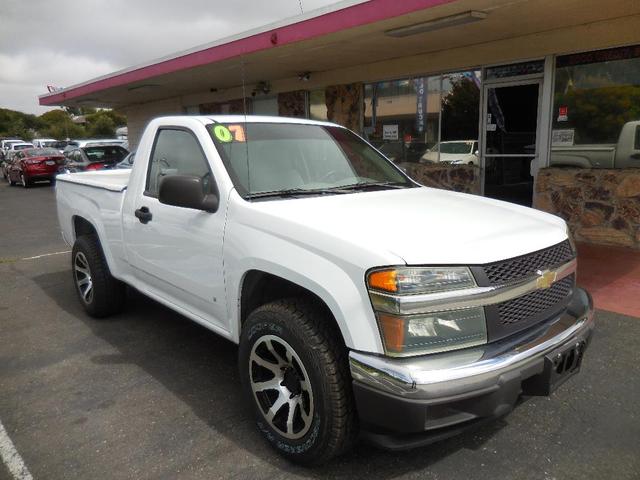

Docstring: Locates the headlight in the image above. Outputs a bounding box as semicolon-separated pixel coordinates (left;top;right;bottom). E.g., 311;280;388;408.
377;308;487;356
368;267;476;295
367;267;486;357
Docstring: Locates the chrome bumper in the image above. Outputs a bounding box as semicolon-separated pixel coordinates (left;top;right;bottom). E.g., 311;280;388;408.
350;287;594;401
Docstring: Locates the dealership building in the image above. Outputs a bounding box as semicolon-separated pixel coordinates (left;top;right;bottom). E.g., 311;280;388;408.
39;0;640;248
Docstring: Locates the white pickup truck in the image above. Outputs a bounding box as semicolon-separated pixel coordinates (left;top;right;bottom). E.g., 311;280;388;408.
56;116;594;464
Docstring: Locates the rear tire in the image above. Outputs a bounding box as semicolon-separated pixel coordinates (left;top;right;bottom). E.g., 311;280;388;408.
239;298;357;465
72;235;126;318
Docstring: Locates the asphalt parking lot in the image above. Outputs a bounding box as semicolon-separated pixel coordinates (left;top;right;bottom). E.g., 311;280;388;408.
1;182;639;480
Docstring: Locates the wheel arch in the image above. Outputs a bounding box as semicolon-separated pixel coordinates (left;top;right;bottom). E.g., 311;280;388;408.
239;269;350;350
73;215;98;239
70;214;121;279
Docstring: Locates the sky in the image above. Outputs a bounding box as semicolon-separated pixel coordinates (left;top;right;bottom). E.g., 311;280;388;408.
0;0;346;115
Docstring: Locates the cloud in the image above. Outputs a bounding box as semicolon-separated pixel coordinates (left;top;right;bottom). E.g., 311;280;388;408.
0;0;345;114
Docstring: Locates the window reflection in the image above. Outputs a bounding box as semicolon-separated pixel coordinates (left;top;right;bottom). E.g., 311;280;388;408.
363;70;480;168
364;78;435;164
551;45;640;169
309;89;328;121
437;71;481;165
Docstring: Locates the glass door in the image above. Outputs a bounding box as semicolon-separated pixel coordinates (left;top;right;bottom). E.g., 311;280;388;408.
482;80;542;206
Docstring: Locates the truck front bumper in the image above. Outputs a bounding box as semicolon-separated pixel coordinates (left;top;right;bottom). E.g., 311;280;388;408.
349;287;594;450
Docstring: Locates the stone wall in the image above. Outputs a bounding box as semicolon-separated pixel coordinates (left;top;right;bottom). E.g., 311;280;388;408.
534;168;640;249
401;163;481;194
278;91;306;118
325;83;362;132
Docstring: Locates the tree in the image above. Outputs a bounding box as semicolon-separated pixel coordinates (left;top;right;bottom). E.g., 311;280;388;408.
38;109;85;139
87;114;116;137
554;85;640;143
440;78;480;141
0;108;43;139
84;109;127;138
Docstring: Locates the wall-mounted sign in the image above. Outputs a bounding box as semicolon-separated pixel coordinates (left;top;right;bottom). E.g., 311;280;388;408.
552;129;575;146
485;60;544;80
556;45;640;68
383;124;399;141
558;106;568;122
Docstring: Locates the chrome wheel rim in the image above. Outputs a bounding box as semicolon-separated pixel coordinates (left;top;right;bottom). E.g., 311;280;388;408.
74;252;93;304
249;335;314;439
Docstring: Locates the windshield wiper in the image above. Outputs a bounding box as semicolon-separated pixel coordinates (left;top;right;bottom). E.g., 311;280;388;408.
331;181;410;191
246;188;350;200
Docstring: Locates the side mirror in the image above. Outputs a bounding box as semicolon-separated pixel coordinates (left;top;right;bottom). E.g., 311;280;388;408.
158;175;218;212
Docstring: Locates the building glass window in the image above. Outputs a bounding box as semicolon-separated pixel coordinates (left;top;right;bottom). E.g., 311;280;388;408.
435;70;481;166
309;89;328;121
551;45;640;168
363;70;480;167
363;77;438;164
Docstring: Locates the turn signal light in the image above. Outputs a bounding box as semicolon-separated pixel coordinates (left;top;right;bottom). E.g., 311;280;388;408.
368;270;397;293
377;314;405;353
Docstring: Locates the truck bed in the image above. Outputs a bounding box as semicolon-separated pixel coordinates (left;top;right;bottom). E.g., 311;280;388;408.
550;144;616;168
56;169;131;192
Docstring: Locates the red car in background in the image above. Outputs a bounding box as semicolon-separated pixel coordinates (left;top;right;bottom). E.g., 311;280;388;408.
7;148;65;187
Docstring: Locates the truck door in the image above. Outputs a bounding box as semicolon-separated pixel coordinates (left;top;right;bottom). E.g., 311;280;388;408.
122;127;228;331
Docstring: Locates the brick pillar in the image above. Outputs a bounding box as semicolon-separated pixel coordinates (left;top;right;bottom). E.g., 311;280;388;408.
278;90;306;118
325;83;362;132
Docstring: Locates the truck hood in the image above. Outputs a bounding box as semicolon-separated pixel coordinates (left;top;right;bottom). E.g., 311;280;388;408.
244;187;568;265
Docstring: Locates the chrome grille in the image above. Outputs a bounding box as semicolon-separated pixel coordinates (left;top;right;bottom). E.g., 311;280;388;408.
482;240;574;286
497;275;574;325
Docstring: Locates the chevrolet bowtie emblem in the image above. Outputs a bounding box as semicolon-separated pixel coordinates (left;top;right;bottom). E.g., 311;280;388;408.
536;269;557;289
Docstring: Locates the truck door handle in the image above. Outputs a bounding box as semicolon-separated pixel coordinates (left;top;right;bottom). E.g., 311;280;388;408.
630;153;640;160
134;206;152;224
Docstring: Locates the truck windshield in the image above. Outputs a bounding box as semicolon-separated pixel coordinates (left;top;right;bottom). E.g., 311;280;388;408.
207;122;413;199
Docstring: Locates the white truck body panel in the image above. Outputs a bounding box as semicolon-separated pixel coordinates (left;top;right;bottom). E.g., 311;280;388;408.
550;120;640;168
55;115;570;355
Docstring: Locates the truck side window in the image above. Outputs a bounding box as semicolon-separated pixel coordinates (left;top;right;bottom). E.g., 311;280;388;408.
146;128;211;197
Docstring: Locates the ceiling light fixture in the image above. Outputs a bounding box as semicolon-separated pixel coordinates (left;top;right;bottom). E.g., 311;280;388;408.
385;11;488;38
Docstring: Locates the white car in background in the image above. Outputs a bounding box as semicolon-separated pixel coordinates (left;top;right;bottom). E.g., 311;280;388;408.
32;138;59;148
421;140;479;165
5;142;35;158
1;139;25;156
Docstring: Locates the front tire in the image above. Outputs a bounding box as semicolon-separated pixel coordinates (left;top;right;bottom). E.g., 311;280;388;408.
72;235;126;318
21;173;30;188
239;298;357;465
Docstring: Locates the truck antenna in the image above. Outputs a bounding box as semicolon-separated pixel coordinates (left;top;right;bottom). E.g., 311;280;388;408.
241;58;251;194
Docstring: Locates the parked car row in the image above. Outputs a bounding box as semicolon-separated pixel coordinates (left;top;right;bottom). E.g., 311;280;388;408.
2;141;131;188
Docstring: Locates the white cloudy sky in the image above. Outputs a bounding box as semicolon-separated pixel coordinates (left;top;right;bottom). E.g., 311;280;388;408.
0;0;347;114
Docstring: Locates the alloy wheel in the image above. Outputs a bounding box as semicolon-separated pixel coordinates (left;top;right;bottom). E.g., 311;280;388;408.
74;252;93;304
249;335;314;439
